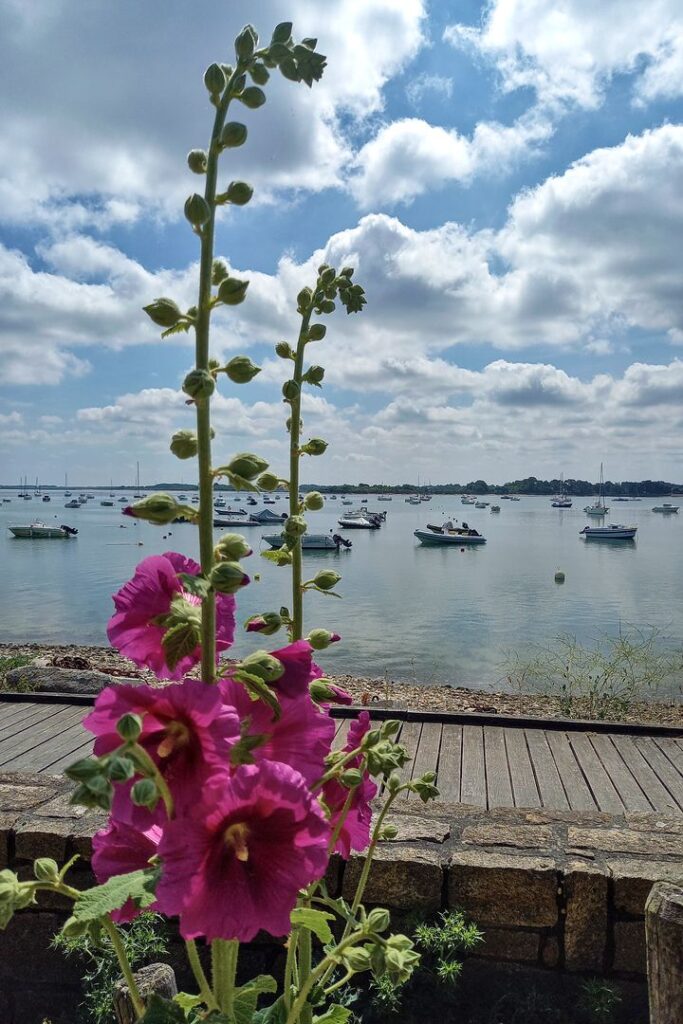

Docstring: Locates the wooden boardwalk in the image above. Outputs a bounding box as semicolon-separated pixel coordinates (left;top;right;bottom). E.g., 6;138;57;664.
1;695;683;815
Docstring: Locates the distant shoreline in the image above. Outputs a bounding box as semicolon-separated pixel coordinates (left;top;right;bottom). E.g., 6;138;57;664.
2;641;681;729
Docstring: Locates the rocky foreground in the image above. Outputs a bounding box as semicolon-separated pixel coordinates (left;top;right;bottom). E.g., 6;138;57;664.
1;642;681;727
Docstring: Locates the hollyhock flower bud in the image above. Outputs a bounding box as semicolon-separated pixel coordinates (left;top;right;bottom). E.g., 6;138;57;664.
116;713;142;743
107;552;236;680
33;858;59;883
275;341;295;359
284;514;307;538
106;755;135;783
204;62;227;97
183;369;215;400
366;907;391;934
156;762;330;942
307;628;340;650
313;569;340;591
223;180;254;205
224;355;260;383
123;493;180;525
323;711;377;858
307;323;326;341
297;286;313;310
143;298;183;328
341;768;363;787
212;258;230;284
257;472;280;491
210;561;250;595
235;24;258;60
309;679;352;705
249;62;269;85
131;778;158;808
246;611;282;635
220;122;248;148
240;86;266;108
217;276;249;305
187;149;207;174
239;650;284;683
170;430;199;460
303;365;325;386
214;533;252;561
301;437;327;456
223;452;269;480
304;491;324;511
282;379;300;401
343;947;373;973
184;193;211;229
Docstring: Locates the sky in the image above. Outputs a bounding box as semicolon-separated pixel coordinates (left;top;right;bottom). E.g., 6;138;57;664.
1;0;682;487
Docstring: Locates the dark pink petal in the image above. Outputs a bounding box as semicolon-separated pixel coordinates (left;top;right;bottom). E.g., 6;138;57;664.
323;710;377;858
92;820;161;923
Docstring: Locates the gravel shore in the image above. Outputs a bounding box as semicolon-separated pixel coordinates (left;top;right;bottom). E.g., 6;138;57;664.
1;641;681;727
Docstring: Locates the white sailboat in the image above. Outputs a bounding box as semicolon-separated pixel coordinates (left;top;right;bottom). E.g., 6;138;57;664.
551;473;572;508
584;463;609;516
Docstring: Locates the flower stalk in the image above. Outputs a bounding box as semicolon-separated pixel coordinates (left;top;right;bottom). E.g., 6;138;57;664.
288;307;312;641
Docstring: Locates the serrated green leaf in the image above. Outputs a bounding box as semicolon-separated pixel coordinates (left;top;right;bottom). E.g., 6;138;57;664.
161;321;191;339
290;907;334;944
173;992;202;1014
140;994;185;1023
162;621;200;671
313;1007;351;1024
233;975;277;1024
233;672;281;720
72;868;157;923
176;573;211;599
253;995;287;1024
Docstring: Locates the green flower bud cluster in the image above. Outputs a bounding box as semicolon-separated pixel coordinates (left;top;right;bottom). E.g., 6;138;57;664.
131;778;159;809
222;355;261;383
0;869;35;928
371;934;420;987
284;514;307;539
405;771;439;803
300;438;327;456
183;369;215;400
214;532;252;562
238;650;284;683
247;24;327;88
170;430;199;460
303;491;324;510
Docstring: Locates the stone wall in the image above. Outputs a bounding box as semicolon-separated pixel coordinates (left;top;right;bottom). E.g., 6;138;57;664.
1;772;682;1022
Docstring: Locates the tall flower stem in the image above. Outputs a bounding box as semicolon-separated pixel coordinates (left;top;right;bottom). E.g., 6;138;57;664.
212;937;239;1015
194;66;243;683
185;940;218;1011
288;309;312;641
102;916;145;1019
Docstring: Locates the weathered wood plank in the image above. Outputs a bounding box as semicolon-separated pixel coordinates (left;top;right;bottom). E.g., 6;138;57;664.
525;729;569;809
611;735;680;814
0;702;61;727
437;724;462;802
48;739;95;774
0;702;72;735
461;725;487;808
0;706;86;765
504;728;541;808
9;716;92;771
484;726;514;808
569;733;624;814
655;737;683;776
633;738;683;812
394;721;422;786
546;731;597;811
407;722;442;801
589;734;652;812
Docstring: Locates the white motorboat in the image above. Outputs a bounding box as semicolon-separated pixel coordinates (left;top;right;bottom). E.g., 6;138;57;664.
250;508;287;524
510;496;520;501
461;495;476;505
652;503;679;514
415;528;486;546
377;495;392;502
405;496;420;505
580;524;637;540
263;532;352;551
9;522;78;539
338;515;380;530
474;501;487;509
584;463;609;516
65;499;80;508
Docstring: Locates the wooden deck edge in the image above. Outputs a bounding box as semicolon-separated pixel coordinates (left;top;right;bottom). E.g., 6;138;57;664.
1;689;681;737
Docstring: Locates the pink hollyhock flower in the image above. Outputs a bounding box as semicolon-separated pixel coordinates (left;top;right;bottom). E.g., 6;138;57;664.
323;710;377;858
92;819;162;923
156;762;330;941
220;675;334;785
107;551;240;680
84;679;240;826
324;683;353;706
267;639;323;699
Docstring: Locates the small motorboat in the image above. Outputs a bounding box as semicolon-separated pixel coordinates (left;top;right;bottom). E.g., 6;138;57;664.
118;497;128;503
263;496;276;504
415;528;486;546
338;515;380;530
551;497;572;508
246;496;258;506
377;495;392;501
100;500;114;506
652;504;679;514
65;499;80;508
42;494;51;503
475;501;487;509
341;499;353;505
580;524;637;540
215;507;248;517
263;532;352;551
461;496;476;505
250;508;287;524
9;522;78;538
490;505;501;513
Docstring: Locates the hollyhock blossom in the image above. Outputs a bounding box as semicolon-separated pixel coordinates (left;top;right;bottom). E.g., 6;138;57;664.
92;820;162;923
220;675;334;785
266;638;323;699
156;762;330;941
84;680;240;825
107;552;239;680
323;710;377;858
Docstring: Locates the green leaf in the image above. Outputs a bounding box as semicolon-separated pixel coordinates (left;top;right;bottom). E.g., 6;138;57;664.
162;621;200;671
72;868;157;923
160;321;191;339
290;907;334;945
233;975;277;1024
173;992;202;1014
140;994;185;1023
313;1007;351;1024
253;996;287;1024
176;573;211;599
232;671;281;720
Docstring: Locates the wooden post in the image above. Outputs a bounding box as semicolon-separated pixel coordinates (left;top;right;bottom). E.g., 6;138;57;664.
646;882;683;1024
114;962;178;1024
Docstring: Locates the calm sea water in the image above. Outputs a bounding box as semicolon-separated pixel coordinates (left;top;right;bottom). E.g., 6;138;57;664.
2;493;682;693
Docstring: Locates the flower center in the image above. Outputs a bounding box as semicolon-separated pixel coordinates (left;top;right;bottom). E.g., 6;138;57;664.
157;720;190;758
224;822;250;862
